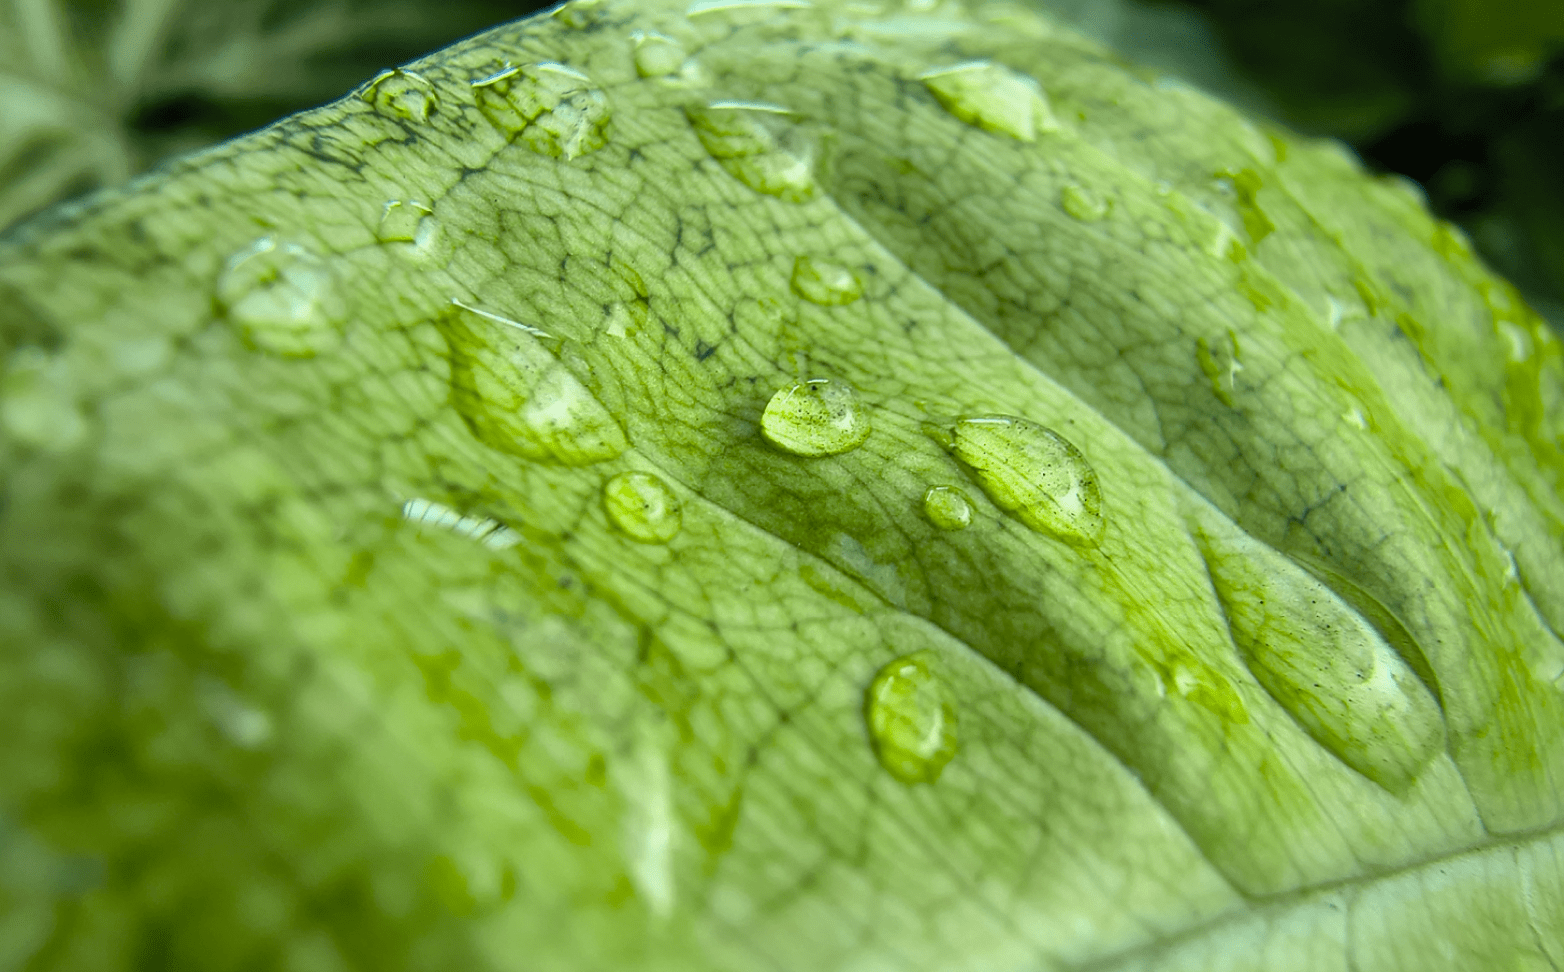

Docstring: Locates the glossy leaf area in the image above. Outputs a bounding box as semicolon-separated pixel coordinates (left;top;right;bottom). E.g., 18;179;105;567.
2;0;1563;969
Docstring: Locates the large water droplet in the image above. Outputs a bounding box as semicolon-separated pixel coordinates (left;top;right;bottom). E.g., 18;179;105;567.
441;302;627;465
865;650;958;785
359;69;439;122
402;497;521;550
376;199;433;243
1;347;87;452
918;61;1058;142
1059;183;1109;222
603;471;683;544
761;378;871;456
950;415;1104;546
1196;522;1444;794
685;101;820;202
922;485;972;531
216;237;346;358
790;255;862;306
631;31;688;77
472;62;610;160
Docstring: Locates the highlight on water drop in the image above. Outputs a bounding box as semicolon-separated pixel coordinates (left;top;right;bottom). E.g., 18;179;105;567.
760;378;872;457
216;236;347;358
864;650;958;785
472;61;611;160
949;414;1104;546
603;470;683;544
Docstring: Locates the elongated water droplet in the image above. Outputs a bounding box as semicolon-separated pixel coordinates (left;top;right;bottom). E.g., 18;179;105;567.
761;378;871;456
360;69;439;122
1;347;86;452
440;303;627;465
686;0;812;17
472;62;610;160
1194;521;1444;794
685;101;820;202
631;31;688;77
865;651;957;785
790;255;862;306
922;485;972;531
950;415;1104;546
217;237;346;358
1059;183;1109;222
376;199;432;243
918;61;1057;142
402;498;521;550
603;471;683;543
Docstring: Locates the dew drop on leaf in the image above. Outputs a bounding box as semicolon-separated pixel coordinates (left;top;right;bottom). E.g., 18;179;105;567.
684;101;820;202
552;0;607;29
603;471;683;544
440;303;627;466
471;62;611;160
1059;183;1109;222
631;30;689;77
790;255;862;306
922;485;972;531
918;60;1058;142
359;69;439;122
376;200;433;243
761;378;871;456
216;237;347;358
950;415;1104;546
864;650;958;785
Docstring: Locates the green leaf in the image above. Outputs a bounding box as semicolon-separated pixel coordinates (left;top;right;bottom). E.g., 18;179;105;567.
3;0;1563;968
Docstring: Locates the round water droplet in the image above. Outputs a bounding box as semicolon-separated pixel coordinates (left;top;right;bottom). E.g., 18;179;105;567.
865;650;958;785
685;101;819;202
950;415;1104;546
360;69;439;122
918;61;1057;142
761;378;871;457
216;237;346;358
790;255;862;306
376;199;433;243
1;347;87;452
1059;183;1109;222
631;31;688;77
603;471;683;543
922;485;972;530
472;62;610;160
441;304;627;465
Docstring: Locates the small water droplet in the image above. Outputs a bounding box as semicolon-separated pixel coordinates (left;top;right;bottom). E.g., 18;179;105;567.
216;237;346;358
1059;183;1109;222
918;60;1057;142
1195;329;1243;408
441;303;627;465
1;347;87;452
376;199;433;243
761;378;871;456
553;0;606;28
949;415;1104;546
685;101;820;202
686;0;812;17
790;255;862;306
603;471;683;544
922;485;972;530
472;62;610;160
402;497;522;549
865;650;958;785
359;69;439;122
631;31;688;77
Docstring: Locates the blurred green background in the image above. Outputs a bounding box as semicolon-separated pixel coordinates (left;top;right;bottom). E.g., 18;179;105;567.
2;0;1560;323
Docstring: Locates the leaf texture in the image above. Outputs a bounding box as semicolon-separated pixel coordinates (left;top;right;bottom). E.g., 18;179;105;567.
2;0;1563;969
